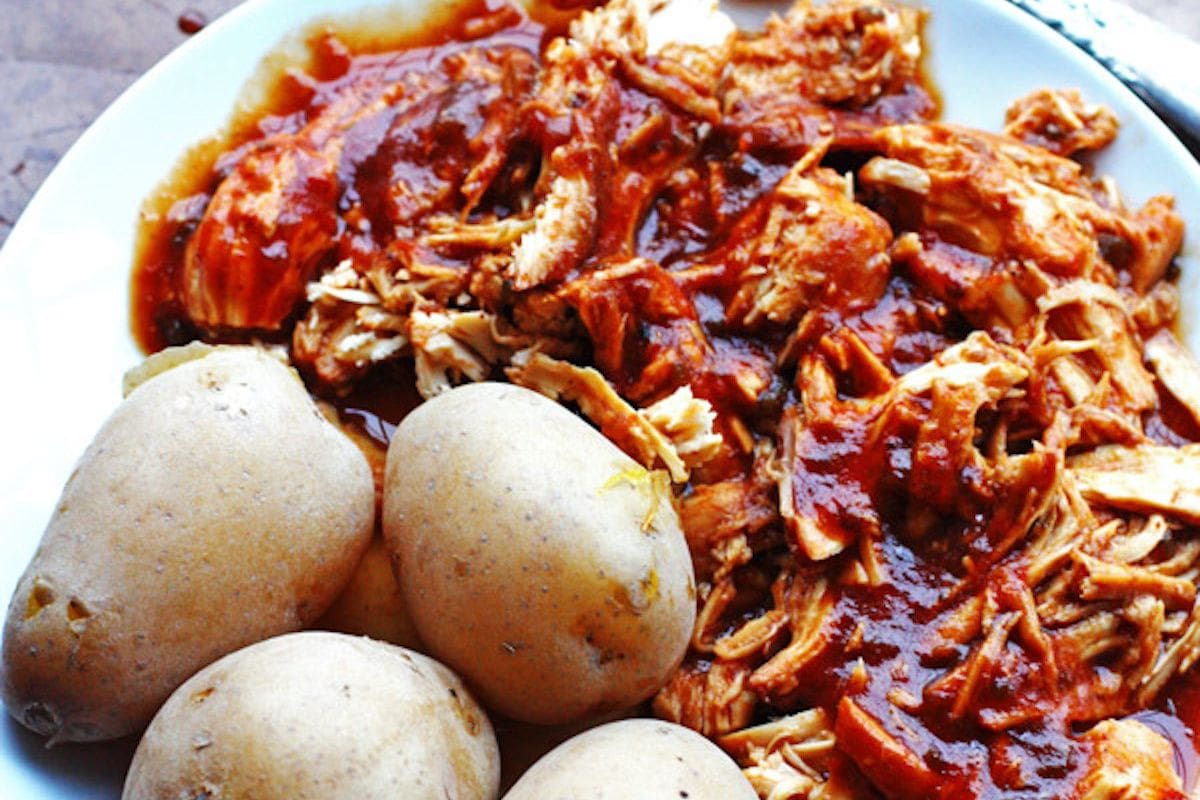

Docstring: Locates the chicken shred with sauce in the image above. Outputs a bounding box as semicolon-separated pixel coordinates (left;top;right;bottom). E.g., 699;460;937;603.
134;0;1197;797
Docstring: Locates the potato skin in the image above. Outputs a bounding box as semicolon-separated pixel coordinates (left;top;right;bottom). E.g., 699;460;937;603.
1;347;374;742
316;535;424;650
383;382;696;725
502;718;758;799
122;632;499;800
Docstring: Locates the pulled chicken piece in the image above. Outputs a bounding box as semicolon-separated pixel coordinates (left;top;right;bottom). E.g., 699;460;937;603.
780;332;1056;561
1146;328;1200;427
510;0;737;290
409;309;511;398
718;709;840;799
833;697;937;800
638;385;723;469
723;0;932;151
506;350;692;480
508;170;597;290
861;123;1183;289
1075;719;1185;800
727;0;922;106
571;0;734;73
182;137;339;331
678;446;781;579
653;658;759;738
720;160;894;328
1035;280;1158;414
185;45;538;336
1003;88;1119;157
1070;444;1200;524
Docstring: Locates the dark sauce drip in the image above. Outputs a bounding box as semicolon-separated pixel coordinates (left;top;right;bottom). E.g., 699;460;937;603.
333;360;424;450
177;9;208;35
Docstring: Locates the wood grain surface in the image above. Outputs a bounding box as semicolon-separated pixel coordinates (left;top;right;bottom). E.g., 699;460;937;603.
0;0;1196;247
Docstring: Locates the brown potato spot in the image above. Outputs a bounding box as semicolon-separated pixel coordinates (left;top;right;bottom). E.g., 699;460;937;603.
24;580;55;620
191;687;216;705
66;598;91;622
448;687;483;736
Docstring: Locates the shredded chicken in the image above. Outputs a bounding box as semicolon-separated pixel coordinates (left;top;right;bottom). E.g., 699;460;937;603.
156;0;1198;797
1146;328;1200;427
1003;88;1119;157
638;385;723;469
182;137;339;330
1071;444;1200;524
572;0;735;61
723;0;931;151
779;332;1056;561
1076;719;1184;800
506;350;693;481
863;124;1136;279
720;159;894;328
509;173;597;290
653;659;759;737
409;309;511;398
718;709;840;800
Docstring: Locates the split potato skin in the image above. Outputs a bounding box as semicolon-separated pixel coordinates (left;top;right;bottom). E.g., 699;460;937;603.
1;347;375;742
383;382;696;725
122;632;499;800
502;718;758;799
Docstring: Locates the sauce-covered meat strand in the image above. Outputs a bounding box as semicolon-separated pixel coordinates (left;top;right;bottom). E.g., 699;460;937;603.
131;0;1196;797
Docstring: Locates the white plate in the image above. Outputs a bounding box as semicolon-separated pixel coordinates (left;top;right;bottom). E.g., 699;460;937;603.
2;0;1198;796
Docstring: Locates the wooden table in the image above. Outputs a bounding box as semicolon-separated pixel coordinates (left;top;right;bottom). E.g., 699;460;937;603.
0;0;1196;246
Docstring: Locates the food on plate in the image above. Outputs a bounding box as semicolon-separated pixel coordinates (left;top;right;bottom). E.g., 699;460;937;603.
106;0;1197;795
1;346;374;743
502;718;757;799
121;631;499;800
383;382;696;724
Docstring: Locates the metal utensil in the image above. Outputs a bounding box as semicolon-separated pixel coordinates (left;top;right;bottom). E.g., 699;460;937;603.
1006;0;1200;156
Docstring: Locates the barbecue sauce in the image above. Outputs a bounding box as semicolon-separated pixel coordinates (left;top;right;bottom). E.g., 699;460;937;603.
128;2;1200;796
